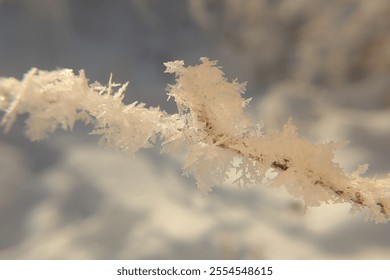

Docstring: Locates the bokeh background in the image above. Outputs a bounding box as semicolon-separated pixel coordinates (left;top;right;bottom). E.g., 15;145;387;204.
1;0;390;259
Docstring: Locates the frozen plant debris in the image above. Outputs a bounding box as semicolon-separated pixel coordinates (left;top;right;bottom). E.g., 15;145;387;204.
1;58;390;222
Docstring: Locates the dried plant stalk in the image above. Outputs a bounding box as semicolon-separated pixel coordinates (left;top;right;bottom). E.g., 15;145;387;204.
1;58;389;222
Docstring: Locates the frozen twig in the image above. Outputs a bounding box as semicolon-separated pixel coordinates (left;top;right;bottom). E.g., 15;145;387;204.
1;58;390;222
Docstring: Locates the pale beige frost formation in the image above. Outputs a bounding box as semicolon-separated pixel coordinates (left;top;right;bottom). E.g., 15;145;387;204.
1;58;390;222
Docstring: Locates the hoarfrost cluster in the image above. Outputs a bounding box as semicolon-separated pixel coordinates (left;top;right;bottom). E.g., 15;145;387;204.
1;58;390;222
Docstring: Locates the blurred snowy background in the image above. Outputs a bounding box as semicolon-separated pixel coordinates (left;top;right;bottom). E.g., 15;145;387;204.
1;0;390;259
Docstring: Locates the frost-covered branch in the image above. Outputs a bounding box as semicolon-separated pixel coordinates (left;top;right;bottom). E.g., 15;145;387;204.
1;58;390;222
0;68;170;154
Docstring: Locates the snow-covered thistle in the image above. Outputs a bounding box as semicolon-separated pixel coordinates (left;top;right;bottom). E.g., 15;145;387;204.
1;58;390;222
